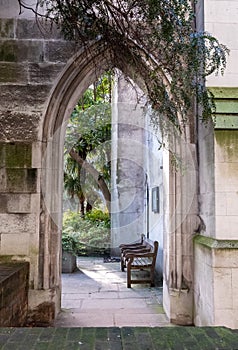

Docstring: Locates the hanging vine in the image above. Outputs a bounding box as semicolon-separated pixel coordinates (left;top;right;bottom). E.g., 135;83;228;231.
18;0;229;135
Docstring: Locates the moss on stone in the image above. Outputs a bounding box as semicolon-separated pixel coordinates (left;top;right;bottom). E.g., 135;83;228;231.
194;234;238;249
0;256;20;263
0;42;16;62
6;168;37;193
6;169;26;191
0;19;14;38
5;143;31;168
0;63;24;83
26;169;37;191
0;143;5;166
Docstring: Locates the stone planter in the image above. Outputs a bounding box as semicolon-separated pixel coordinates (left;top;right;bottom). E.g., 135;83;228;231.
62;251;77;273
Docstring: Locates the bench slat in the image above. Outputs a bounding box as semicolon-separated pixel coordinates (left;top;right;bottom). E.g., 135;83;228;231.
132;257;153;266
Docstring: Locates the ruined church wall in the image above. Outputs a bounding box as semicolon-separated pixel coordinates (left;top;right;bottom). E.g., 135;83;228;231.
111;75;147;251
0;0;74;319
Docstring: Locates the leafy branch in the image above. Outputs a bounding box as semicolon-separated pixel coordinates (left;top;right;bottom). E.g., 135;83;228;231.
18;0;229;135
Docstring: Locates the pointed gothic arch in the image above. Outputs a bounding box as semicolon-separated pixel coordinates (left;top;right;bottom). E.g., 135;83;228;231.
38;40;198;325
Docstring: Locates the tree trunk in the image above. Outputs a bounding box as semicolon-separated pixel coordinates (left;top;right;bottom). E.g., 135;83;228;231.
69;149;111;213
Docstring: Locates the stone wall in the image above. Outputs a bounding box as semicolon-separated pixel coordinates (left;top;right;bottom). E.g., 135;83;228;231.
194;236;238;329
0;0;74;321
0;261;29;327
205;0;238;88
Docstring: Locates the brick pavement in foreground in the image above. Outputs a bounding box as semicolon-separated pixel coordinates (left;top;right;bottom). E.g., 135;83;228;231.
0;326;238;349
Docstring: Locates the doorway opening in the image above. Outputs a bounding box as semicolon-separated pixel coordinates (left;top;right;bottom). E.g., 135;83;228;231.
59;70;164;326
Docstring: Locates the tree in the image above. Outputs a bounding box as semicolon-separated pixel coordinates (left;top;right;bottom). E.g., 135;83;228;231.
64;74;112;215
18;0;229;139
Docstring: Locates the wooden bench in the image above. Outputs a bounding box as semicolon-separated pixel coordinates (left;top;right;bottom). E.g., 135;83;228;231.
119;237;159;288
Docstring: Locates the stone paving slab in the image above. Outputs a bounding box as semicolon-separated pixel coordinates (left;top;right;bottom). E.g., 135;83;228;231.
57;257;169;328
1;327;238;349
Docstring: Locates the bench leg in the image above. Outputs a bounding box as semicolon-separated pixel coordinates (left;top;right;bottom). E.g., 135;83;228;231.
150;268;155;287
127;265;131;288
120;254;125;272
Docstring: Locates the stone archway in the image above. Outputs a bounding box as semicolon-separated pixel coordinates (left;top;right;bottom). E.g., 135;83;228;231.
39;42;199;325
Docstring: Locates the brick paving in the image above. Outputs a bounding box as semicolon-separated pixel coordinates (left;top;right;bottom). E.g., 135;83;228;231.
1;326;238;349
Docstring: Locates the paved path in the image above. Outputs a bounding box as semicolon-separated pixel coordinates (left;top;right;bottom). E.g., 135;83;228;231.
55;257;170;327
1;257;238;349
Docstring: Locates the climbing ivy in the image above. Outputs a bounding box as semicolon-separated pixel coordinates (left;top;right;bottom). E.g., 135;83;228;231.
18;0;229;135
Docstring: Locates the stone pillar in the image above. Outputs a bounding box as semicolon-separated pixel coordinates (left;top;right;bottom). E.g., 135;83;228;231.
163;130;198;325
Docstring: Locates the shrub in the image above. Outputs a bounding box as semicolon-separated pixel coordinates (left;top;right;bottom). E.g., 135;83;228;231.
62;209;111;256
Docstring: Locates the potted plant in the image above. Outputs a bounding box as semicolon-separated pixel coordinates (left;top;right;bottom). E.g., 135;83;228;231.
62;233;78;273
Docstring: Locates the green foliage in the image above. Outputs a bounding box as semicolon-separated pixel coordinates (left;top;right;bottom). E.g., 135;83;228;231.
64;73;112;213
19;0;229;136
62;232;79;255
65;75;112;153
85;209;111;228
62;210;111;255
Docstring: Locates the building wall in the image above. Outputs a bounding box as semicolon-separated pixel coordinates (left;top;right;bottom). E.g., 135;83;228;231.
194;0;238;328
205;0;238;87
145;122;163;281
111;75;147;251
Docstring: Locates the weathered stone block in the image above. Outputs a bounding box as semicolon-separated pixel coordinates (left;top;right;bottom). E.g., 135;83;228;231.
0;194;31;213
0;213;37;235
6;168;37;193
0;168;6;191
0;195;7;212
214;268;232;309
0;39;16;61
232;269;238;309
0;62;28;83
0;142;32;168
45;41;75;62
0;111;40;141
0;166;37;193
0;85;50;111
216;215;238;240
32;142;42;168
16;19;62;40
1;233;30;255
29;62;65;84
26;301;55;327
213;248;238;268
215;130;238;162
0;18;14;38
0;39;44;62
